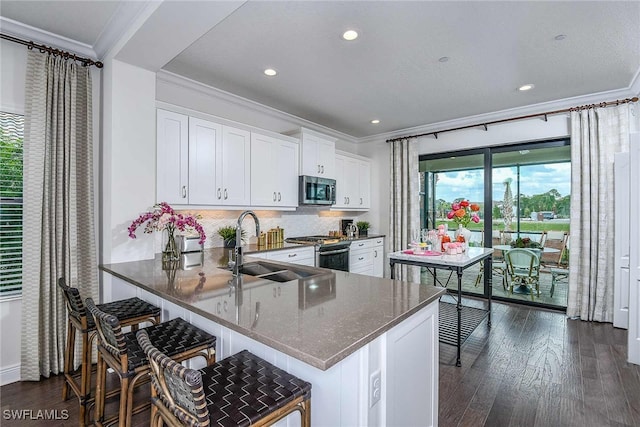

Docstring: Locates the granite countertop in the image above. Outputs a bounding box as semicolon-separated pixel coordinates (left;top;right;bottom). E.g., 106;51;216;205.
100;244;442;371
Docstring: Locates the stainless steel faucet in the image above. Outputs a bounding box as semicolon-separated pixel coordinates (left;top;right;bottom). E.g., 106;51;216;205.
233;210;260;276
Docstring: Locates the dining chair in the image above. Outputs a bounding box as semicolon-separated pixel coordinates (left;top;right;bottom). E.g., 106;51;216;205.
86;298;216;427
136;329;312;427
58;278;161;426
505;248;541;300
540;231;569;270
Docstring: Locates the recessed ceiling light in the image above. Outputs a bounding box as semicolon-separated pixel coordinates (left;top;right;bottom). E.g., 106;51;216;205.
342;30;358;41
518;84;535;91
264;68;277;76
370;119;380;124
438;56;449;63
554;34;567;41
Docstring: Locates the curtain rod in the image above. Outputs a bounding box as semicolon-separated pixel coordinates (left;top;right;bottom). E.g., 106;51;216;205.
0;33;103;69
386;96;638;143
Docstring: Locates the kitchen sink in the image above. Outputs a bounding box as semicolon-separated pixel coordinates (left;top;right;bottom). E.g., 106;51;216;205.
230;261;326;283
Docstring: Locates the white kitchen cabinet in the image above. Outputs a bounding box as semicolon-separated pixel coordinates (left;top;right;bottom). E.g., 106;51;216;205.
349;237;384;277
219;126;251;206
157;109;189;204
250;133;299;208
157;110;250;206
372;237;385;278
248;246;315;267
188;117;221;205
295;128;336;178
333;151;371;211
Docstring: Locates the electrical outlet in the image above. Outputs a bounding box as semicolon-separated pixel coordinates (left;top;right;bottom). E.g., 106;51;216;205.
369;370;381;407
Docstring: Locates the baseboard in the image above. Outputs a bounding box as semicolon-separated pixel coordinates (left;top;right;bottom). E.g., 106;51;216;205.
0;363;21;386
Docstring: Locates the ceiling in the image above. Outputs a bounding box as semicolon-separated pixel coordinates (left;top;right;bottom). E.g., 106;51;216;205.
2;1;639;139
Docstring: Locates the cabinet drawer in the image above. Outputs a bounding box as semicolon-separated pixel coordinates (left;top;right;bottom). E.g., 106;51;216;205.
268;247;315;264
350;249;373;268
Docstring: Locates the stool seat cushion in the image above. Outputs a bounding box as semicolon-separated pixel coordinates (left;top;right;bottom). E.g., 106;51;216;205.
80;297;161;331
124;318;216;372
200;350;311;427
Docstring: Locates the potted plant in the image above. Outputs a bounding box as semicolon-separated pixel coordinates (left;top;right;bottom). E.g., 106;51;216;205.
217;226;246;248
356;221;370;237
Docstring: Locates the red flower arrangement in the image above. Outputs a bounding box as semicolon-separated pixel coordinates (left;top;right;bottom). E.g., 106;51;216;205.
446;199;481;228
128;202;206;244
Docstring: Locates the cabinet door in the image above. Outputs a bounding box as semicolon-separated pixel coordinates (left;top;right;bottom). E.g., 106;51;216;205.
220;126;251;205
300;134;321;176
157;110;188;204
373;238;385;278
188;117;221;205
276;139;299;206
250;133;277;206
358;159;371;209
333;155;347;208
343;157;359;207
317;137;336;178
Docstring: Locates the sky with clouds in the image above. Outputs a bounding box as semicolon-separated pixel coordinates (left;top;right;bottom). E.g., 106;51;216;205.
435;163;571;203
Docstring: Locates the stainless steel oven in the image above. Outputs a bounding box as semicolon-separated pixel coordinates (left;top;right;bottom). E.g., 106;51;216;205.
286;236;350;272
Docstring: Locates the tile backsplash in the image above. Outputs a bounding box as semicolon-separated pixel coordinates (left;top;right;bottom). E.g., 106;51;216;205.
175;207;370;248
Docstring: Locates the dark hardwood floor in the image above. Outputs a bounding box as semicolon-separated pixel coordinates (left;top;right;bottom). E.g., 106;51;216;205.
1;300;639;426
439;299;640;427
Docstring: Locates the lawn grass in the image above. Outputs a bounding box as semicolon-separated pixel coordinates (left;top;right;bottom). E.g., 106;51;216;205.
436;220;570;233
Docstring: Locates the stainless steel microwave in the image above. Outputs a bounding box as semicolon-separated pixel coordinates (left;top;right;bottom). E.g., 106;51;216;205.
299;175;336;205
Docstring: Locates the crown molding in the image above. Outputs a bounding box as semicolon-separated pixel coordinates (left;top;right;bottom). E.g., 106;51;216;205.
0;17;97;59
156;70;358;144
93;1;152;60
630;67;640;97
356;85;640;144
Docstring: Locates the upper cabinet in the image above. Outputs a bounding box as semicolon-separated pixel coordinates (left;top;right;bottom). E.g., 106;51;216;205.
157;109;251;206
333;151;371;211
295;128;336;178
157;109;189;204
250;132;299;208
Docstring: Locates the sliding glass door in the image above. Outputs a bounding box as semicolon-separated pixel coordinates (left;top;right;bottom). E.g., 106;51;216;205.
420;139;571;310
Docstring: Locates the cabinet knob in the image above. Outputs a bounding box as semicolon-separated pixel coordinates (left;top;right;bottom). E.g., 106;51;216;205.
321;165;324;174
273;192;277;201
317;164;321;173
182;186;187;198
358;256;364;261
288;253;297;257
217;188;221;199
360;197;363;205
374;250;378;257
278;192;281;201
224;189;228;200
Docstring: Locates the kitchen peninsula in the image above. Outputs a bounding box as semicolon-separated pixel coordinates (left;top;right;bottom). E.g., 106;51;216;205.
101;246;444;427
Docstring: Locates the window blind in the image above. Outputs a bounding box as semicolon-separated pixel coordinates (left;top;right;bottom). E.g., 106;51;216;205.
0;111;24;295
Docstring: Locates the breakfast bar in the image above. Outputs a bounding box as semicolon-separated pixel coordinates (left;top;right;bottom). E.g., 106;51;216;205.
100;247;445;427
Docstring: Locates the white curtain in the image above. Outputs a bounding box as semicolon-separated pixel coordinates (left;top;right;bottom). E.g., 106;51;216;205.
21;50;98;380
567;104;630;322
389;138;420;282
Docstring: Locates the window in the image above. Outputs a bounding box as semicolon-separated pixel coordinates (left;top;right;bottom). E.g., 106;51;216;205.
0;111;23;295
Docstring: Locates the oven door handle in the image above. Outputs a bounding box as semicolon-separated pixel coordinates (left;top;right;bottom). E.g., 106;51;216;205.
319;248;349;256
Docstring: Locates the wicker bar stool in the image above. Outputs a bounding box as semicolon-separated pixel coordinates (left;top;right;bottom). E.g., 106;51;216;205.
58;278;161;426
136;329;312;427
86;298;216;427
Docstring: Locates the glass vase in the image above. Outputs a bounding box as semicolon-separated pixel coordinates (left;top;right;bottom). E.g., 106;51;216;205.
162;225;180;269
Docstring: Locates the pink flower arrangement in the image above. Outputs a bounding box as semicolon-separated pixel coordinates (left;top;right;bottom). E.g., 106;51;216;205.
128;202;206;244
446;199;481;228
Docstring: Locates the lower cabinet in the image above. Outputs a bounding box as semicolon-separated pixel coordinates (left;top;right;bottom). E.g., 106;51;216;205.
350;237;384;277
248;246;315;266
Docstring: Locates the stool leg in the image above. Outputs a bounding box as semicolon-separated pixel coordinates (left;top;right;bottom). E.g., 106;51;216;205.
302;398;311;427
62;319;75;401
94;353;106;426
79;329;91;425
119;375;130;427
